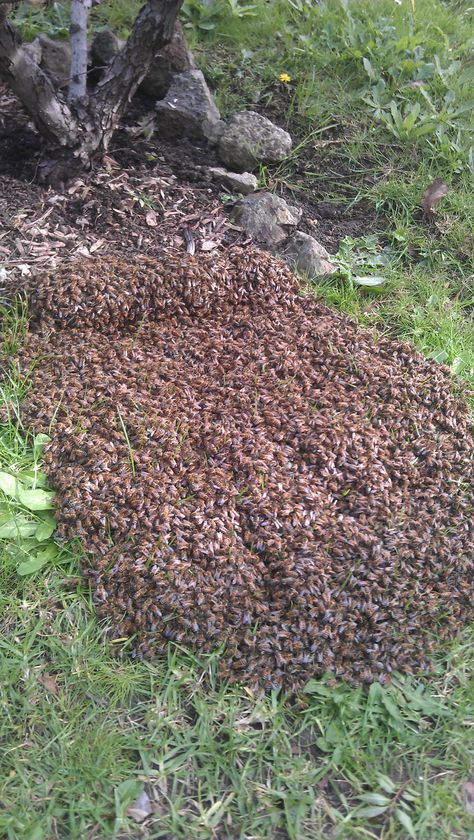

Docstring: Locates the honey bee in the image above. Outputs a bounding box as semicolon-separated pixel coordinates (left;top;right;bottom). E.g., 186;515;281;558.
10;245;474;692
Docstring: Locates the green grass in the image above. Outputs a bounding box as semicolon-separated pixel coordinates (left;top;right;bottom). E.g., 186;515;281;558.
1;423;473;840
3;0;474;837
185;0;474;390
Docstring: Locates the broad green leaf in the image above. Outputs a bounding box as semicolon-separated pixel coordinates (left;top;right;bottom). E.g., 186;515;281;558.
17;554;50;576
24;824;44;840
0;516;38;539
315;737;332;753
303;679;332;697
17;486;55;511
430;349;449;364
402;790;421;802
381;692;404;723
0;472;54;509
357;805;389;817
416;62;435;79
413;121;438;137
0;471;19;498
353;275;386;291
33;433;51;460
377;774;396;794
452;99;474;115
358;792;391;806
403;101;420;132
363;57;377;81
18;469;49;488
35;514;57;541
458;65;474;85
390;100;403;131
6;538;40;558
115;779;144;818
17;544;59;575
450;356;466;375
37;544;58;561
395;807;416;837
116;779;143;800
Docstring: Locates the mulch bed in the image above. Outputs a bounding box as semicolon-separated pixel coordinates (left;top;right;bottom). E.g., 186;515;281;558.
0;83;378;284
0;84;246;283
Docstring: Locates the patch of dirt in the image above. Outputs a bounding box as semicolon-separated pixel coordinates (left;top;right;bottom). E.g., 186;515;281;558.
253;96;385;252
294;195;376;253
0;86;246;280
0;84;383;278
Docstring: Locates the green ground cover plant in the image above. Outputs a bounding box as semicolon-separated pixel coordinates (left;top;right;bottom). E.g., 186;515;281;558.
2;0;474;837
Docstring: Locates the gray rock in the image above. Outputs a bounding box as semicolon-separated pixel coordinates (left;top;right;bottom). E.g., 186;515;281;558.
280;231;336;277
90;29;124;69
208;167;258;195
218;110;292;173
24;37;43;66
155;69;221;140
37;35;71;89
230;192;301;247
140;21;196;100
90;23;195;100
202;118;226;145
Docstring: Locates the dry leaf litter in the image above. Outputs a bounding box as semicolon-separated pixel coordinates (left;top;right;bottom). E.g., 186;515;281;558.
10;247;474;691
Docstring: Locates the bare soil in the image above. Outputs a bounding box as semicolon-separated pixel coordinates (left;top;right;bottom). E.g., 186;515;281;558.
0;84;381;280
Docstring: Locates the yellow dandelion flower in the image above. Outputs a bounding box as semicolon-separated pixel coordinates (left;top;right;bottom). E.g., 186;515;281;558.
279;73;292;83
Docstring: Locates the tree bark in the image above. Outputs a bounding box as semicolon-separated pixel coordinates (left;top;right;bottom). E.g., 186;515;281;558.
87;0;183;157
0;15;78;147
0;0;183;185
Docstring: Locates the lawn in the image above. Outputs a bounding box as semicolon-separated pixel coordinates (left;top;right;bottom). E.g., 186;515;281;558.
1;0;473;837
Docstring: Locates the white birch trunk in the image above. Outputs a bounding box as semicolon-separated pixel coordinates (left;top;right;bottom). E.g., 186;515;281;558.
68;0;92;104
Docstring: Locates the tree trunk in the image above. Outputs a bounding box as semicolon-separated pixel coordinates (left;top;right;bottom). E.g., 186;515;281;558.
0;4;78;148
68;0;92;105
0;0;183;186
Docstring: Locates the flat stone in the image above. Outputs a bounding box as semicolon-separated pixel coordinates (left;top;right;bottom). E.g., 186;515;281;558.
155;69;221;140
230;192;301;247
208;167;258;195
218;110;292;173
280;231;336;277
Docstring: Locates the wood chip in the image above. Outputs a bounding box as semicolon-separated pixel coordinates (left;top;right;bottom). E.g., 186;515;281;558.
145;210;158;227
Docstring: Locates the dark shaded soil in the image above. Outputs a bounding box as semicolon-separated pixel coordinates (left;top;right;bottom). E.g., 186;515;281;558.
0;85;381;265
0;87;246;279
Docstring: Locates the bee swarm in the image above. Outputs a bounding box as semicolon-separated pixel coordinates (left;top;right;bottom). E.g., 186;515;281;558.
11;247;474;690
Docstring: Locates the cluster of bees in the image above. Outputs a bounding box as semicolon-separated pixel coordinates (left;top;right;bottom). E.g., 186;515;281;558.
12;247;474;691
